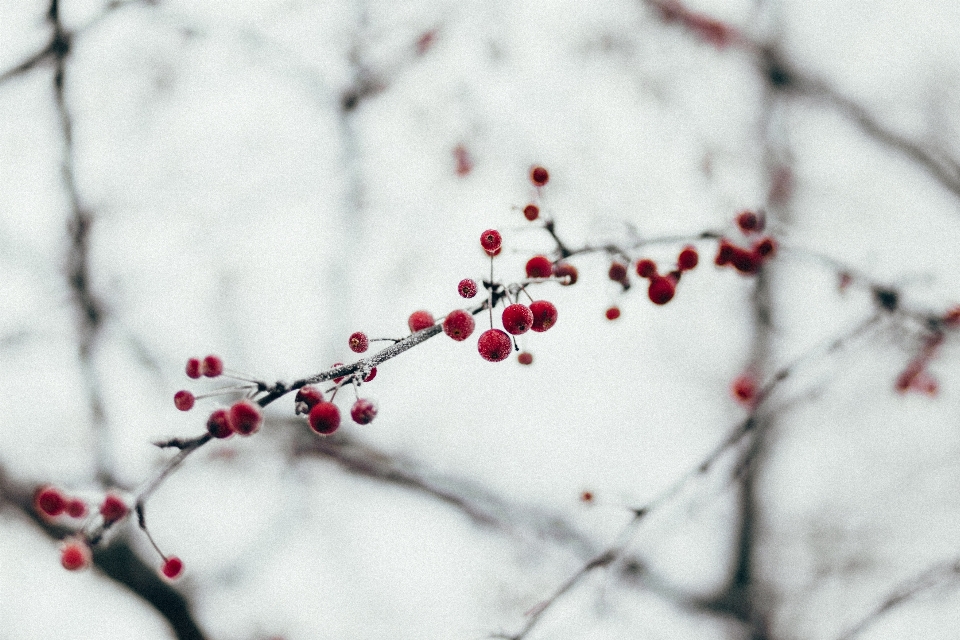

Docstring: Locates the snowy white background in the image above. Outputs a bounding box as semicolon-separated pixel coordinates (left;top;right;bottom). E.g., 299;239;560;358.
2;0;960;639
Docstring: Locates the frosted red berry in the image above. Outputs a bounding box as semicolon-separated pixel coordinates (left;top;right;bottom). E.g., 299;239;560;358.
201;355;223;378
330;362;346;384
458;278;478;298
553;261;578;285
478;329;512;362
648;275;676;305
525;255;553;279
295;385;324;414
517;352;533;365
308;402;341;435
530;166;549;186
443;309;476;341
229;400;262;436
736;210;763;233
185;358;202;379
206;408;234;439
605;306;621;320
523;204;540;221
480;229;502;256
502;303;534;335
36;486;66;517
732;374;757;406
529;300;558;332
60;539;91;571
174;390;195;412
349;331;369;353
636;259;657;278
363;367;378;382
677;246;699;271
161;556;184;580
350;399;378;425
408;310;435;333
608;262;628;283
66;498;87;519
99;493;128;523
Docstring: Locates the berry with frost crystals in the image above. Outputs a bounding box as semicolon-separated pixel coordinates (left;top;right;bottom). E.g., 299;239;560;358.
201;355;223;378
677;246;699;271
443;309;475;341
529;300;558;332
207;408;234;439
480;229;502;256
525;255;553;278
517;352;533;365
648;275;676;305
523;204;539;221
308;402;341;435
732;374;757;406
553;261;578;285
458;279;478;298
174;390;195;411
66;498;87;519
36;486;66;517
229;400;262;436
349;331;369;353
185;358;202;379
608;262;628;283
99;493;128;523
636;259;657;278
502;304;534;335
330;362;346;384
60;539;91;571
605;306;621;320
408;310;435;333
350;399;377;425
478;329;512;362
363;367;378;382
295;386;324;414
162;556;184;580
530;166;549;186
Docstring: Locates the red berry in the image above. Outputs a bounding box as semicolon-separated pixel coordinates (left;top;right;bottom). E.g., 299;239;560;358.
648;275;676;305
530;166;549;186
453;144;472;177
517;352;533;365
580;491;594;503
308;402;341;435
501;303;534;335
206;408;234;439
529;300;558;332
553;261;578;285
229;400;262;436
605;306;621;320
161;556;184;580
36;486;66;517
730;247;761;274
174;390;195;412
99;493;128;523
525;255;553;279
408;310;435;333
715;240;734;266
443;309;476;341
66;498;87;519
523;204;540;221
60;539;91;571
458;278;478;298
295;385;324;414
185;358;202;379
636;259;657;278
736;210;762;233
480;229;502;256
944;305;960;328
201;355;223;378
330;362;346;384
732;374;757;406
677;246;699;271
753;236;777;258
608;261;628;283
348;331;369;353
478;329;512;362
363;367;378;382
350;399;378;425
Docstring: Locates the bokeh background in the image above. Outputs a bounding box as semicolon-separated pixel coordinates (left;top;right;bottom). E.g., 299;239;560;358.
2;1;960;639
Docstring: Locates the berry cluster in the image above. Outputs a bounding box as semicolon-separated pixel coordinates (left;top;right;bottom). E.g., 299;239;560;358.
35;485;88;520
714;210;777;274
